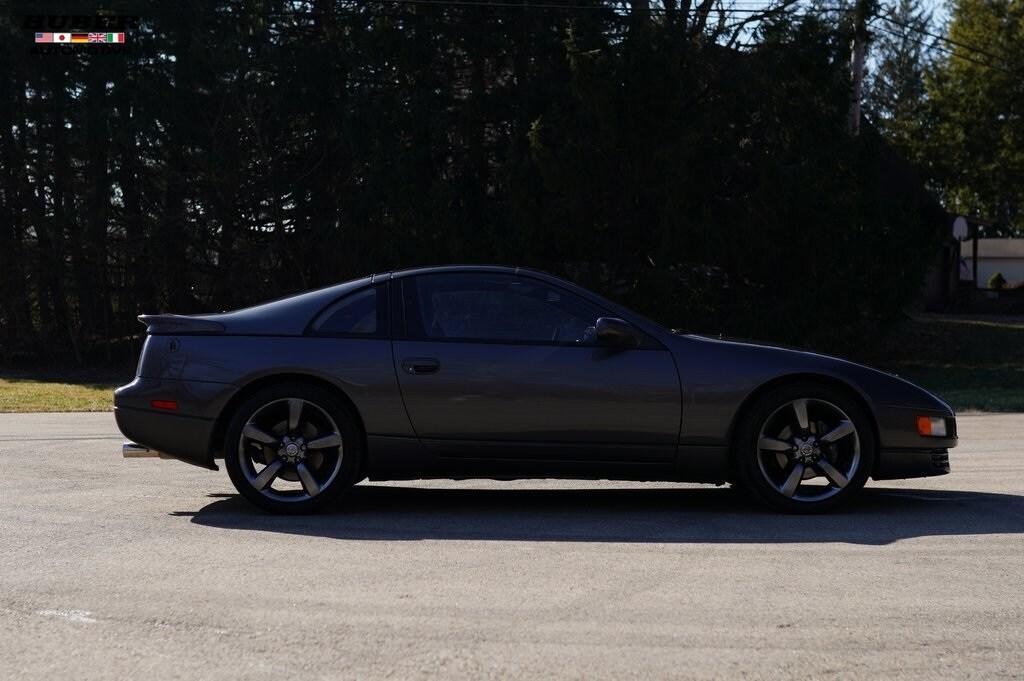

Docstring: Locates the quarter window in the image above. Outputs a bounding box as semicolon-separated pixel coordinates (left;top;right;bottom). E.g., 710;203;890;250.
312;286;379;335
407;273;605;344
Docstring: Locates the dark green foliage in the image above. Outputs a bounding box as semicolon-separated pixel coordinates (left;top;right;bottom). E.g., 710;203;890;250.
0;1;940;364
861;0;1024;241
988;272;1007;290
516;12;938;346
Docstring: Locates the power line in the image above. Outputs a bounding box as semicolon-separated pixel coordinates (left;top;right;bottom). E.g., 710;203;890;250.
871;22;1012;75
877;12;1006;67
871;22;1010;74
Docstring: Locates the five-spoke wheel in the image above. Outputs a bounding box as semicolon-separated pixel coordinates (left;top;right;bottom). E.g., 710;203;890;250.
736;383;875;512
224;383;361;513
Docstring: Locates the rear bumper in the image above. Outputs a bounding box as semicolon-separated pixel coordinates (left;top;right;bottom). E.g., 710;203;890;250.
873;448;950;480
115;406;218;469
114;376;234;469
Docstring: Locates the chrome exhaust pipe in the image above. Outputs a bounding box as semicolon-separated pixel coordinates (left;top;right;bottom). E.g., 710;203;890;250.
122;442;173;459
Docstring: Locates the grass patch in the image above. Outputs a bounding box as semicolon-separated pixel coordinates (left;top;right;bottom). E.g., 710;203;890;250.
0;369;129;413
892;366;1024;413
865;314;1024;413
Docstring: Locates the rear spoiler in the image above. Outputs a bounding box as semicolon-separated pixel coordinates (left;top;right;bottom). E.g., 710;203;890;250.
138;314;226;335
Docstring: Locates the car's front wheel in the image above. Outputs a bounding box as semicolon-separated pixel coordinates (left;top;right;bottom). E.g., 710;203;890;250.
224;383;361;514
735;383;876;513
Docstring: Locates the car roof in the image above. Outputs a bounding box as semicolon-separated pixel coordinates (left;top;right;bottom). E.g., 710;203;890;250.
206;265;668;338
382;264;522;280
383;265;669;337
202;267;525;335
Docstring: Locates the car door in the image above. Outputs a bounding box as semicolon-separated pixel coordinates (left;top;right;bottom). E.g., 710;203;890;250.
391;272;681;467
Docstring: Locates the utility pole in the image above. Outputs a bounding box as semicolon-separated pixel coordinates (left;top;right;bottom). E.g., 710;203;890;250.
848;0;874;135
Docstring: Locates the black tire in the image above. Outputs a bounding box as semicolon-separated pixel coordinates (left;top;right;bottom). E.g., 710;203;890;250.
734;382;876;513
224;382;362;514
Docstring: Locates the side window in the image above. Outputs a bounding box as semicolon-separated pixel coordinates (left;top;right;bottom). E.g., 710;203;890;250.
407;273;605;344
311;286;381;336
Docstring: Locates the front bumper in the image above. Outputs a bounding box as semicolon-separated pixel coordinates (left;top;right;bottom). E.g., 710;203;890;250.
873;448;950;480
870;405;956;480
875;405;958;450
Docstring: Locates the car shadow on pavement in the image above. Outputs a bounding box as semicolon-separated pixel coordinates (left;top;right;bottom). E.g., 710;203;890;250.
177;484;1024;545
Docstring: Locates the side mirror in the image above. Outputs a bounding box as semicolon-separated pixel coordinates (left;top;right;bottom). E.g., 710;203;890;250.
595;317;640;348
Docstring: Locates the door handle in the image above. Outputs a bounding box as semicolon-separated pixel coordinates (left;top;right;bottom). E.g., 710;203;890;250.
401;357;440;375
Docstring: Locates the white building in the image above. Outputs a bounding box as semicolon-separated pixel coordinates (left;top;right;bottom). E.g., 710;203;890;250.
962;239;1024;288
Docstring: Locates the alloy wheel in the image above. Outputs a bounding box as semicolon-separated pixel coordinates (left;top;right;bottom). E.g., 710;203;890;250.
755;398;861;503
237;398;344;503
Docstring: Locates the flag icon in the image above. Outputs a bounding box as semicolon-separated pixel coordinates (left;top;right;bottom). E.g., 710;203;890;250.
39;31;125;45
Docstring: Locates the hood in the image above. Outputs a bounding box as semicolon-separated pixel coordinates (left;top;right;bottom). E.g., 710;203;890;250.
673;333;952;415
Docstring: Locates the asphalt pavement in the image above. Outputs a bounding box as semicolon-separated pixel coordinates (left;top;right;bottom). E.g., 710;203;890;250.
1;412;1022;679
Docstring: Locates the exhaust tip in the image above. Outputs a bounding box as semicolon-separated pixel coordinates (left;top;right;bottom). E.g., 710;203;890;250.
122;442;170;459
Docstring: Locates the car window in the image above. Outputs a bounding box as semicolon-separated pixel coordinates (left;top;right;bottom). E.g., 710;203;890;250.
408;273;605;344
312;286;378;335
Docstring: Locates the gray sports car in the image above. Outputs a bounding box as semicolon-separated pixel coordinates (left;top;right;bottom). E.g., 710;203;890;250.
115;265;957;514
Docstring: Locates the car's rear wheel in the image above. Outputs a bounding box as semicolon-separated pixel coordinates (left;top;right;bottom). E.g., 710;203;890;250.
735;383;876;513
224;383;361;514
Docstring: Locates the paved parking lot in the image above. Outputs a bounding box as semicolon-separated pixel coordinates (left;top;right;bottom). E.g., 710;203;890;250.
1;412;1022;679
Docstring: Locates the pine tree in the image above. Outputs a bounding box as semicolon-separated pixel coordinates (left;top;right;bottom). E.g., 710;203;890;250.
924;0;1024;234
865;0;933;154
